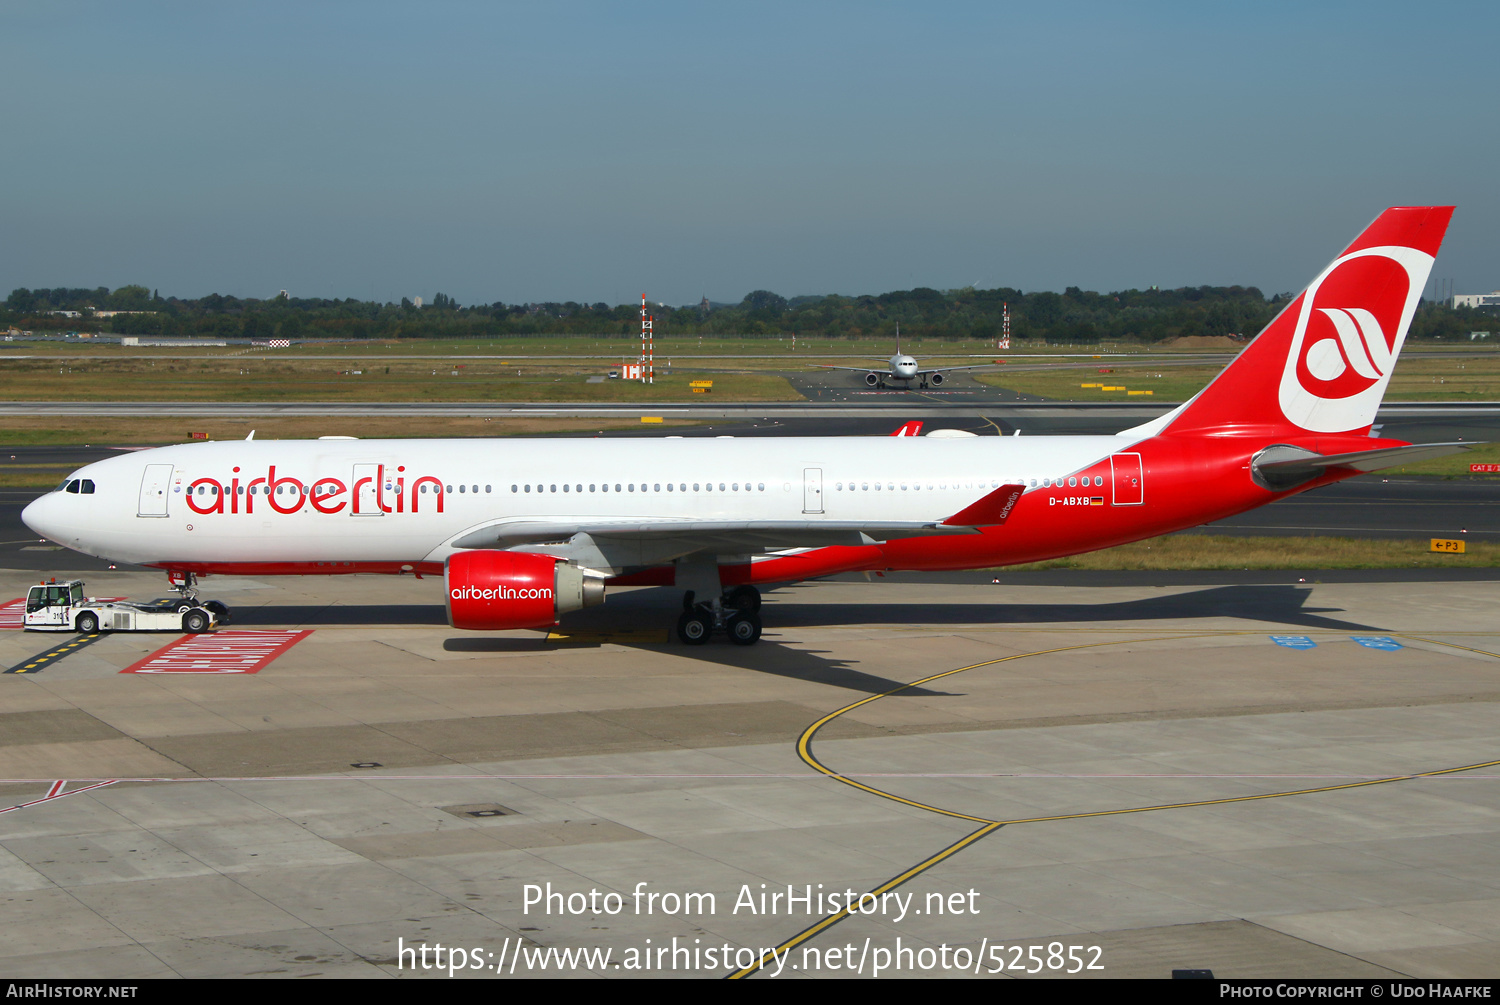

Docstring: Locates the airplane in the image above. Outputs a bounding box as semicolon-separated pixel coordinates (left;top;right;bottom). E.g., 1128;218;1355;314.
820;331;994;389
23;207;1468;646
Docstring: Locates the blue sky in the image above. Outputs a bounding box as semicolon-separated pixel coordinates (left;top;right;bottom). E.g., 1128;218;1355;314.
2;1;1495;306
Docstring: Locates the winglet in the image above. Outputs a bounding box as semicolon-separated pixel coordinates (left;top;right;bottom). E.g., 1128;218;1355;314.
942;483;1026;526
891;420;923;437
246;430;255;441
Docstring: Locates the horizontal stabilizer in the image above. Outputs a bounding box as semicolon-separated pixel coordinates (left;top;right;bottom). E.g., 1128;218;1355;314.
1252;441;1474;491
941;483;1026;527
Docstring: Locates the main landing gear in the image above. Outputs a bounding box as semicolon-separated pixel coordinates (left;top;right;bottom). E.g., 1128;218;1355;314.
677;586;762;646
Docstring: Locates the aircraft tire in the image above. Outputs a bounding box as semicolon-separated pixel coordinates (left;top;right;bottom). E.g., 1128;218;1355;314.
676;609;712;645
727;612;761;646
76;612;99;634
724;585;761;612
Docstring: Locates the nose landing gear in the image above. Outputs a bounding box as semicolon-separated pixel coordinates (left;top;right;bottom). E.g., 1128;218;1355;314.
676;586;762;645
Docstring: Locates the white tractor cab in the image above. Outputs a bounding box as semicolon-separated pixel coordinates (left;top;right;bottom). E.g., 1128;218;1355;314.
23;577;228;634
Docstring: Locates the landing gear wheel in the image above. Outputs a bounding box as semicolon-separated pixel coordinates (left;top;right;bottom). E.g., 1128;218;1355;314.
182;610;210;634
676;609;711;645
727;612;761;646
76;612;99;634
724;585;761;612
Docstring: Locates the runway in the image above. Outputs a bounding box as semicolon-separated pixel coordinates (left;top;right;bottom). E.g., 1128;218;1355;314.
1;568;1497;978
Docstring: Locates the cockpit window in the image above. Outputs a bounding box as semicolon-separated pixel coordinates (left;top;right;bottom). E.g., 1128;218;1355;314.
80;479;95;494
64;480;80;494
56;479;73;492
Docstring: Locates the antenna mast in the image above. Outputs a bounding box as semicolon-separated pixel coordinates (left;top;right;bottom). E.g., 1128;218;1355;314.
999;302;1011;351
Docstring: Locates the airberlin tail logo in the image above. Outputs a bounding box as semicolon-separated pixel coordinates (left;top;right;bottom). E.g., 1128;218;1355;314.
1277;246;1433;433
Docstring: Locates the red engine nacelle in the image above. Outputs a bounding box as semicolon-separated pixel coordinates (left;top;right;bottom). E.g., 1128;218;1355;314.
445;551;605;630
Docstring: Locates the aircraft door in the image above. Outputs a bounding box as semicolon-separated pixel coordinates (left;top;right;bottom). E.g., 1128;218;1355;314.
1110;453;1144;506
803;467;824;514
351;463;383;516
137;463;174;517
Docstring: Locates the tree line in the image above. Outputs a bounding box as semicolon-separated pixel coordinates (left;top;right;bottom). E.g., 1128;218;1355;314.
2;284;1489;343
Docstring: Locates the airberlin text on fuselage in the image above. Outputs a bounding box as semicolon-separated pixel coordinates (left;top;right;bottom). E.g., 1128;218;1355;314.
182;464;444;517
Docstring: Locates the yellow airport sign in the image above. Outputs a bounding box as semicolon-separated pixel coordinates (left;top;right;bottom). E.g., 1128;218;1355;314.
1431;538;1466;554
1128;390;1153;395
1081;383;1102;388
641;416;663;423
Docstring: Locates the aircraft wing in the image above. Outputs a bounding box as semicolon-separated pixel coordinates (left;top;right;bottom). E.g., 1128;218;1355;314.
451;484;1029;554
453;519;977;551
915;364;999;376
818;364;891;372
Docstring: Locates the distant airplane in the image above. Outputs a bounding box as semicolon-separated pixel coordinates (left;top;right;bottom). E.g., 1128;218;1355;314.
821;333;994;389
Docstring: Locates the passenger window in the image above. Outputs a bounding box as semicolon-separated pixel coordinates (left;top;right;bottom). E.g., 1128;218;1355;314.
667;483;673;492
459;485;466;493
758;483;764;491
615;484;621;492
512;485;518;492
446;485;453;493
524;485;531;493
563;484;569;492
628;484;634;492
590;484;596;492
654;483;661;492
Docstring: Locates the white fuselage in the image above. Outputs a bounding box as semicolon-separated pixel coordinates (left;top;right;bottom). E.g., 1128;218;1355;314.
23;434;1135;572
888;354;919;380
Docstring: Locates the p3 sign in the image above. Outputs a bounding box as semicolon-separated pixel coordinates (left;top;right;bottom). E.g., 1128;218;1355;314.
1270;635;1317;650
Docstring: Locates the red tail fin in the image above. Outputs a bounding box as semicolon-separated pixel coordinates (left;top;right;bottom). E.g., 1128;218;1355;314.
1157;207;1453;438
891;420;923;437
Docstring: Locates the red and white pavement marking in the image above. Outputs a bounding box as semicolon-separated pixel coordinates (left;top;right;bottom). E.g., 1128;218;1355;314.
123;630;312;674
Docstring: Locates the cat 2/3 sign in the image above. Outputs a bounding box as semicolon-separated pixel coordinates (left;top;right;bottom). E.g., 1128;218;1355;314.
1431;538;1466;554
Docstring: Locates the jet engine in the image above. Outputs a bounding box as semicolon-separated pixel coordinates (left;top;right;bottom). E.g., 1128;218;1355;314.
445;550;605;630
928;371;945;386
865;372;881;386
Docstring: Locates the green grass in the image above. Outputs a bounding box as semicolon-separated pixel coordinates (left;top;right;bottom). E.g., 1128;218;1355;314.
999;534;1499;570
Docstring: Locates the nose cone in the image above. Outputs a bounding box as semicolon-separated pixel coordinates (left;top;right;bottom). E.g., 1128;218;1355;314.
21;492;65;542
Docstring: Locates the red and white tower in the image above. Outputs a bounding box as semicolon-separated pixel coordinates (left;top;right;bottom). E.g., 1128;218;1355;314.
999;302;1011;351
640;294;654;384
